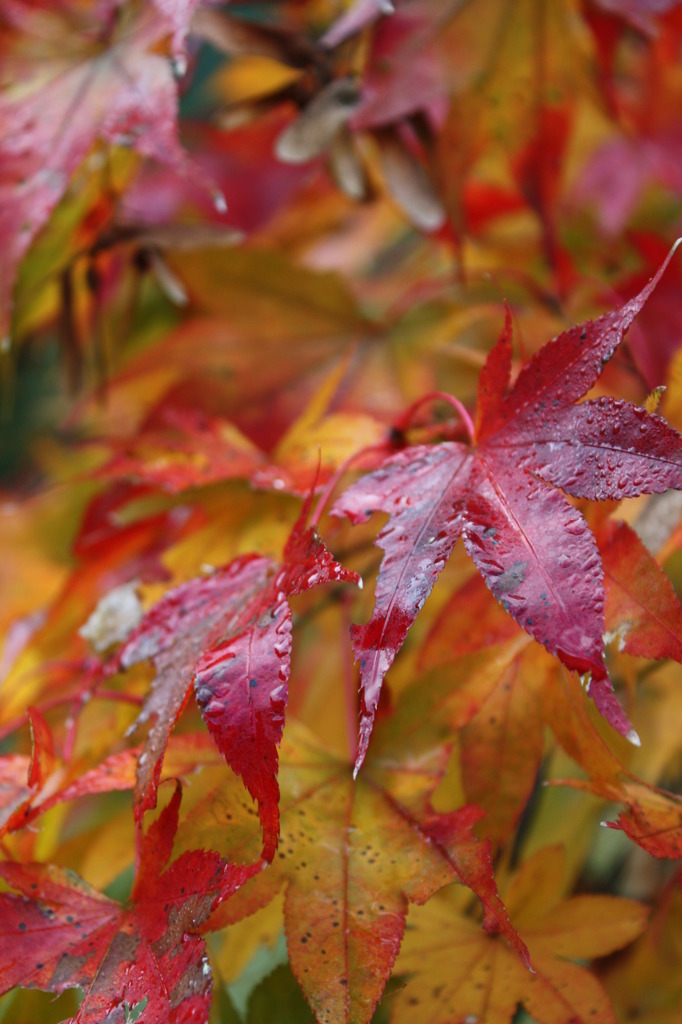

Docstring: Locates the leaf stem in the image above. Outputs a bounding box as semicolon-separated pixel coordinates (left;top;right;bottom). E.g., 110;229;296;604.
309;391;475;528
309;442;394;529
395;391;475;442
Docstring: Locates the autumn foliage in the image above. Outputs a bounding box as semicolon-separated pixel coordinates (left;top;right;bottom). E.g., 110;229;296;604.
3;1;682;1022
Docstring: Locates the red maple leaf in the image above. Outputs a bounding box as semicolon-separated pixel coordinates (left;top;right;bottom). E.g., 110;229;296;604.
333;243;682;771
0;784;258;1024
115;502;359;860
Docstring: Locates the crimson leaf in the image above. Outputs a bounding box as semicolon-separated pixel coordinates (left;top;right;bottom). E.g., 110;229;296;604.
333;243;682;772
0;785;258;1024
115;505;358;859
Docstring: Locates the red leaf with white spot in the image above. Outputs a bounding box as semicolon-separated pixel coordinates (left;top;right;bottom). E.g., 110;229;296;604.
116;507;358;858
333;243;682;771
116;555;273;821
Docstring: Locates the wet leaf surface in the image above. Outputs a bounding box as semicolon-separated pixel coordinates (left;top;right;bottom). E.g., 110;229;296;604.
0;786;258;1024
333;247;682;769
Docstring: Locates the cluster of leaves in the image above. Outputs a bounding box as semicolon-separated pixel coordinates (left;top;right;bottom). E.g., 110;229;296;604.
2;1;682;1021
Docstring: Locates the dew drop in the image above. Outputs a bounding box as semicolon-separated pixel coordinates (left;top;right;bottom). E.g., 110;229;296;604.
212;190;228;214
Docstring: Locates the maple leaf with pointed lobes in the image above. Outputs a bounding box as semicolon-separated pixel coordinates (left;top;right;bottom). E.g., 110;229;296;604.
176;712;528;1024
0;784;259;1024
333;242;682;772
115;503;359;861
393;845;648;1024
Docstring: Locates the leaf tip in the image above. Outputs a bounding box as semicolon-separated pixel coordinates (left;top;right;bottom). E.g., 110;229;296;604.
626;727;641;748
654;236;682;281
352;742;367;778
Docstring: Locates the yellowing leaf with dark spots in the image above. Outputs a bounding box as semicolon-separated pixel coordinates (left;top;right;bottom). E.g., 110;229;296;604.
393;845;648;1024
176;713;526;1024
